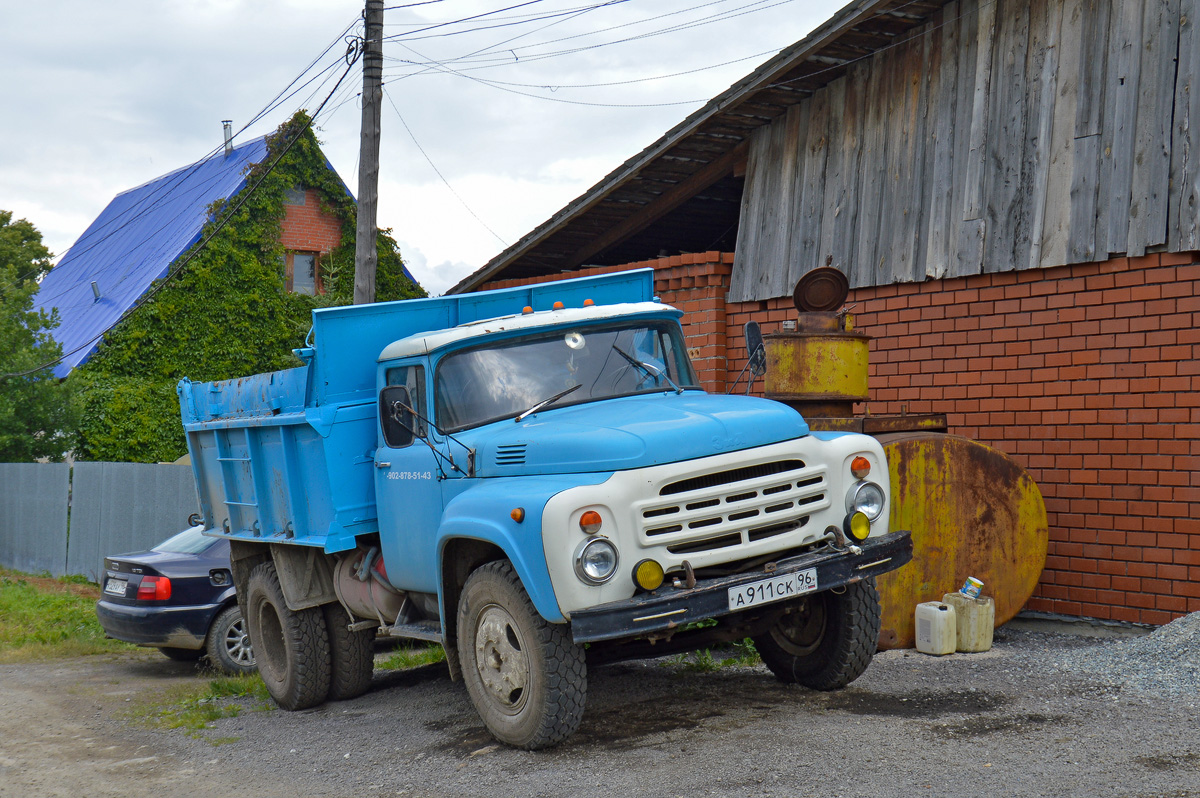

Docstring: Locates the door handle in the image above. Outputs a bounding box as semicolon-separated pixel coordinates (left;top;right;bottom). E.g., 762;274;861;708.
375;461;391;469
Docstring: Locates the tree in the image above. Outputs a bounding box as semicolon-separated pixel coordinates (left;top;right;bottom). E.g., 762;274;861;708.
0;211;76;461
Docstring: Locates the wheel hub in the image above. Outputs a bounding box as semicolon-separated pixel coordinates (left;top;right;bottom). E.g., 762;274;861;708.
771;596;828;657
474;604;529;711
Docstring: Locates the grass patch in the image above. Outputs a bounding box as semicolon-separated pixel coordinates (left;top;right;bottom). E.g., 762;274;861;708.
377;642;446;671
135;673;272;740
0;567;133;662
668;639;760;672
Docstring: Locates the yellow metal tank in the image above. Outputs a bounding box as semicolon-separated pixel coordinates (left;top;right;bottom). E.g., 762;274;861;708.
873;432;1048;649
764;312;869;418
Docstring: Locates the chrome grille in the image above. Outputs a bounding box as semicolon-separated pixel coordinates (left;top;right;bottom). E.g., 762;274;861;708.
638;460;827;556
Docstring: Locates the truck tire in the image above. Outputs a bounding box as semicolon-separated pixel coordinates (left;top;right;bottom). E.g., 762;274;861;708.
246;562;331;710
322;603;375;701
753;578;881;691
457;561;586;749
205;604;257;675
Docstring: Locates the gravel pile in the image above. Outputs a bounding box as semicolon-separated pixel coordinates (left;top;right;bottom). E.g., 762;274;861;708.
1054;610;1200;699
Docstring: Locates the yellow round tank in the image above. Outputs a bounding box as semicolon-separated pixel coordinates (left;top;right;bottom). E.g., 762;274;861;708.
874;432;1048;650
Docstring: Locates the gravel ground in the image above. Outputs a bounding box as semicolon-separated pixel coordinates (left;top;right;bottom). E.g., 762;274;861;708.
2;618;1198;798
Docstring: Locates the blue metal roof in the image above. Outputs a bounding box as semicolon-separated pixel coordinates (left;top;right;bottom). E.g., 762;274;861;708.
34;137;272;378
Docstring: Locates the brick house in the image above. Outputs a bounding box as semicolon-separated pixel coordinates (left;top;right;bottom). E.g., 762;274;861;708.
34;132;358;378
454;0;1200;626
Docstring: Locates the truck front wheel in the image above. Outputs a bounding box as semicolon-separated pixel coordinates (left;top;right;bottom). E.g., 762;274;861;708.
753;578;881;690
246;562;332;710
457;561;587;749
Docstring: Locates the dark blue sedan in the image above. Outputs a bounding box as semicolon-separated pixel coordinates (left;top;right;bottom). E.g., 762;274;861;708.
96;525;255;675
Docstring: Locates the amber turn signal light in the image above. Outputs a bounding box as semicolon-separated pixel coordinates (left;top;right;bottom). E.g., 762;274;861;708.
579;510;602;534
851;456;871;479
510;508;525;523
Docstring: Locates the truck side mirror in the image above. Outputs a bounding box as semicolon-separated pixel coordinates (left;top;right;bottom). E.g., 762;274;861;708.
380;386;416;448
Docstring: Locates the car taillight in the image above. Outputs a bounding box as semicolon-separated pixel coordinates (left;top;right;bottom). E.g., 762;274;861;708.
137;576;171;601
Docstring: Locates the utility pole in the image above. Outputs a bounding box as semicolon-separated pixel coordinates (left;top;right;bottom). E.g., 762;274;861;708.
353;0;384;305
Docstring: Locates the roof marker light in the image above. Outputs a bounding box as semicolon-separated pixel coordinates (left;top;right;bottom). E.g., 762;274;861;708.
522;306;533;315
583;299;595;307
553;301;565;310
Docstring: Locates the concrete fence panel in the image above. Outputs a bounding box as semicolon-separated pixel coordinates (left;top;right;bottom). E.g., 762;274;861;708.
0;463;70;576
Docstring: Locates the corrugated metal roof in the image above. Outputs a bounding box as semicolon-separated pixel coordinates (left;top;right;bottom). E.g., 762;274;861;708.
33;137;270;378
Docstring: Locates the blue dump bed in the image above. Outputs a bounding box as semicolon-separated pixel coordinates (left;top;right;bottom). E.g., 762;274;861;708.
178;270;654;552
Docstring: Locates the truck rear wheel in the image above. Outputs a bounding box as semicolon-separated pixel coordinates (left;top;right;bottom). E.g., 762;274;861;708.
753;578;881;690
457;561;586;749
246;562;332;710
322;603;375;701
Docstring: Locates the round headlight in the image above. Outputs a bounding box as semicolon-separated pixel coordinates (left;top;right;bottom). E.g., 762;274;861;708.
574;538;619;585
846;481;886;521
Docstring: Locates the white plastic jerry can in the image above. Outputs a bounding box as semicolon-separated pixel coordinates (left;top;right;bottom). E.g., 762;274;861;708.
942;592;996;653
914;601;957;655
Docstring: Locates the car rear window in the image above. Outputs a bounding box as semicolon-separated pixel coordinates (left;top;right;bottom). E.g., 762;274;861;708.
152;525;215;554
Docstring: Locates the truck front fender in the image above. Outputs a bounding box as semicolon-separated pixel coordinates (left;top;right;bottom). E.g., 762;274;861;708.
436;474;612;626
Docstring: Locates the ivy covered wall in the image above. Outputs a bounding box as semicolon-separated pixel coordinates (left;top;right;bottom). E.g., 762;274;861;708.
72;112;425;463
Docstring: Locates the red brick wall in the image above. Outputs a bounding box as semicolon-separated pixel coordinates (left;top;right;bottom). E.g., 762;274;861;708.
482;252;734;391
725;253;1200;626
280;189;342;254
483;249;1200;626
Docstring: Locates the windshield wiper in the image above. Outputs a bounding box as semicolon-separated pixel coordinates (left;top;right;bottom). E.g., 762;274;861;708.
611;345;683;394
515;383;582;423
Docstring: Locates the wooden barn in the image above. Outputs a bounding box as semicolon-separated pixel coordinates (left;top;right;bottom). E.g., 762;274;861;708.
453;0;1200;627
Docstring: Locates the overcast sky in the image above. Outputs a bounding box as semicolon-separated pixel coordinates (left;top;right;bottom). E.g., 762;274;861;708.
1;0;842;295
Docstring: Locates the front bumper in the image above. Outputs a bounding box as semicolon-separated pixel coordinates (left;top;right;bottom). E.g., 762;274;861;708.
568;530;912;644
95;600;221;650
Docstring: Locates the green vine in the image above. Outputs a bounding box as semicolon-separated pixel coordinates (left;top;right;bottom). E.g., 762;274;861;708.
72;111;425;463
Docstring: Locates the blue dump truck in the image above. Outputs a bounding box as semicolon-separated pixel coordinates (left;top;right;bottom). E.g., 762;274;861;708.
179;269;912;749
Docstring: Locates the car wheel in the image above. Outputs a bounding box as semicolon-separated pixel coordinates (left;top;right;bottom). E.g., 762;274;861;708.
322;602;375;701
159;647;203;662
206;605;257;676
245;561;331;710
753;578;881;690
457;560;586;749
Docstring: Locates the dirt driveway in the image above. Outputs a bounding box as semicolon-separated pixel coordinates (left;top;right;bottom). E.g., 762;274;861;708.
2;626;1198;798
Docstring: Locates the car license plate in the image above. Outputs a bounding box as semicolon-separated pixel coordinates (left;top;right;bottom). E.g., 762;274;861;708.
104;577;127;597
727;568;817;611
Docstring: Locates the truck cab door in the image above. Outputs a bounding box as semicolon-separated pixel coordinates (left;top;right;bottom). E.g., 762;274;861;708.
375;363;443;594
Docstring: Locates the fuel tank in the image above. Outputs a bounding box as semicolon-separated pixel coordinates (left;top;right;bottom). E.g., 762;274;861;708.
873;432;1048;649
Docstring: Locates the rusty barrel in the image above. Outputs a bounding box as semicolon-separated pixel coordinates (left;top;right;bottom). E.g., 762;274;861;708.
764;312;869;418
873;432;1049;650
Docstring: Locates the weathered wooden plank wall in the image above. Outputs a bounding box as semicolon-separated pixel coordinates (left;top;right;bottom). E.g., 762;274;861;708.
731;0;1198;301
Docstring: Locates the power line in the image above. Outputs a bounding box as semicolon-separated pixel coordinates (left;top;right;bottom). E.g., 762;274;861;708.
383;87;507;247
4;53;363;382
32;19;362;309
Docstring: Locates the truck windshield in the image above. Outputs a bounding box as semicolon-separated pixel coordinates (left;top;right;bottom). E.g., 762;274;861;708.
435;322;698;431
